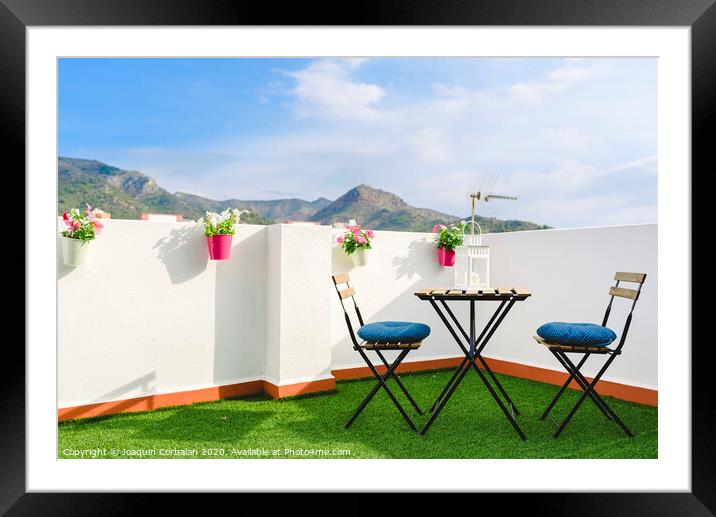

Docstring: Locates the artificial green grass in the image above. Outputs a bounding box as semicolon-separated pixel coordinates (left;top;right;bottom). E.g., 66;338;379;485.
58;369;657;459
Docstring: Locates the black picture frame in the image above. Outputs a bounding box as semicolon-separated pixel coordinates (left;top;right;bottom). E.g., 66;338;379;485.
3;0;708;513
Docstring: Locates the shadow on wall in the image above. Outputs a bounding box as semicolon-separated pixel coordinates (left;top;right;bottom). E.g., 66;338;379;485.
329;273;472;370
153;223;208;284
213;229;267;385
59;371;157;420
332;239;441;279
57;235;75;280
392;237;439;281
330;235;461;369
332;244;355;273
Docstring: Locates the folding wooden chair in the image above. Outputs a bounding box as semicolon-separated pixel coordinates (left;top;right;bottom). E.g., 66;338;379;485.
332;274;430;432
533;272;647;438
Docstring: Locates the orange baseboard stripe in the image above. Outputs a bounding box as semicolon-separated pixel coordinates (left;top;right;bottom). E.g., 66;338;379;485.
332;356;657;407
262;378;337;399
332;357;464;380
58;377;336;422
59;356;656;421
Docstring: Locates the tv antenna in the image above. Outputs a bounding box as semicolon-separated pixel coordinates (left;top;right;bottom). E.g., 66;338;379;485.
465;174;518;238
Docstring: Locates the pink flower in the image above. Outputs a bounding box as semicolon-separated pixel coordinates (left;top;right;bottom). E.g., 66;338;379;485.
365;230;374;238
431;224;440;233
62;211;74;228
92;219;104;234
336;236;344;244
85;203;94;217
70;219;81;231
356;236;366;244
353;229;361;237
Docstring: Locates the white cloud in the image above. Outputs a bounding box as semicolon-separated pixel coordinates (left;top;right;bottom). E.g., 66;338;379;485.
610;154;657;173
507;61;607;103
286;59;386;121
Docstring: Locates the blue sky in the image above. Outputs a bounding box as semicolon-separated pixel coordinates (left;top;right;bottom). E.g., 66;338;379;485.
59;57;657;227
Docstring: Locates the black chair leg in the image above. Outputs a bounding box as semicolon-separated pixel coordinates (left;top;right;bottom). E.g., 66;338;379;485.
345;348;417;432
541;353;590;420
553;354;633;438
375;350;423;415
564;363;634;437
549;351;614;422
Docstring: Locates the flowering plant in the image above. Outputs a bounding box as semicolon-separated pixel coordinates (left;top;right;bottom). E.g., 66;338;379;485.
337;224;374;255
61;205;104;241
432;221;468;251
200;208;246;236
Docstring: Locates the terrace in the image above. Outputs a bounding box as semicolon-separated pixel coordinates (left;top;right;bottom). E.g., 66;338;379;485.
57;221;657;458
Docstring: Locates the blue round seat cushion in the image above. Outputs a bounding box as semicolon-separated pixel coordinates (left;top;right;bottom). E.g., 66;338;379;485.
537;322;617;347
357;321;431;343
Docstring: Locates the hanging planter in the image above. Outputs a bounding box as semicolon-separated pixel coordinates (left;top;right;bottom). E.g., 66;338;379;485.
62;236;93;266
60;205;104;267
437;246;456;267
337;223;374;268
432;221;467;268
350;247;370;266
206;234;233;260
200;208;247;261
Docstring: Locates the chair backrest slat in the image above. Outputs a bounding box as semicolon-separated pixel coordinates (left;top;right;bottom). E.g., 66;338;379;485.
331;274;364;347
614;272;646;283
603;271;646;352
333;273;350;285
339;286;356;299
609;286;639;300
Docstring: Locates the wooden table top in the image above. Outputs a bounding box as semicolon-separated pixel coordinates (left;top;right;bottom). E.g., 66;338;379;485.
414;287;531;301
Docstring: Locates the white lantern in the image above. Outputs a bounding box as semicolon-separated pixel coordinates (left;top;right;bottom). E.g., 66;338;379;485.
454;233;490;290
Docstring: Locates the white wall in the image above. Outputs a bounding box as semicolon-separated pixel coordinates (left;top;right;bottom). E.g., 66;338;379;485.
58;220;268;407
265;224;334;386
58;221;657;408
330;224;657;390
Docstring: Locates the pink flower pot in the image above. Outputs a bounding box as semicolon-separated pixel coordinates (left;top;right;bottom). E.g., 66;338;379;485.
207;234;233;260
437;247;455;267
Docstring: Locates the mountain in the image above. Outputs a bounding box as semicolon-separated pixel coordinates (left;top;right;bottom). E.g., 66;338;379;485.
57;157;272;224
310;184;458;232
175;192;332;222
58;157;550;233
308;184;549;233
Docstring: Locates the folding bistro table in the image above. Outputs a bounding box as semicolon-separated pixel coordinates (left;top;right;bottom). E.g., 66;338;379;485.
414;287;531;440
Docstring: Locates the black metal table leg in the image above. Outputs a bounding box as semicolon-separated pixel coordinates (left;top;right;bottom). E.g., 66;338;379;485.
429;356;468;413
420;358;472;435
441;299;522;416
469;300;476;357
421;298;527;441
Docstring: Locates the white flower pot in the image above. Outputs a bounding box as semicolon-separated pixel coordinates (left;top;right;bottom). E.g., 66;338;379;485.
350;248;369;267
62;236;93;266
